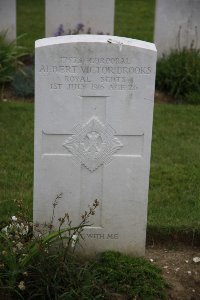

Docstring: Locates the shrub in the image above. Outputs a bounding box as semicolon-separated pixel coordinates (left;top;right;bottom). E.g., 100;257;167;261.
11;65;34;98
0;32;26;84
156;48;200;104
0;196;99;299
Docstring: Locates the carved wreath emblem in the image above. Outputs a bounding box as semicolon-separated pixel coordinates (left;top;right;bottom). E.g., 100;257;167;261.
63;117;123;172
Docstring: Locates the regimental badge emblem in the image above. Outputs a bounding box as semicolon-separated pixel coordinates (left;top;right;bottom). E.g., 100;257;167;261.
63;117;123;172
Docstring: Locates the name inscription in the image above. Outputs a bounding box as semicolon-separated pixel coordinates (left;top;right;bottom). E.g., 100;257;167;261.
39;56;152;91
86;233;119;240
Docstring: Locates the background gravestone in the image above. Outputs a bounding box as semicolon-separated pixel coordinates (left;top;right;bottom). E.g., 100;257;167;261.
34;35;157;255
0;0;16;41
154;0;200;57
45;0;115;37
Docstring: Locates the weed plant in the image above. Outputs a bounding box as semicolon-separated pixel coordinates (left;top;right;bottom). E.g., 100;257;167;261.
0;196;166;300
0;196;99;299
0;32;26;83
0;32;27;99
156;48;200;104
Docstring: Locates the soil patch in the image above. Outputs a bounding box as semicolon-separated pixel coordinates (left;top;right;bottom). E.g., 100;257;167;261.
146;245;200;300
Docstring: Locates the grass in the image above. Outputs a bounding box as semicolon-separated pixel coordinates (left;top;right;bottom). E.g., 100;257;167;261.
1;101;200;238
90;251;167;299
148;103;200;235
0;102;33;223
16;0;155;53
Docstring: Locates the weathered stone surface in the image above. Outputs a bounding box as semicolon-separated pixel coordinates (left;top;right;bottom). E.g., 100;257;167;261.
45;0;115;37
0;0;16;41
34;35;157;255
154;0;200;57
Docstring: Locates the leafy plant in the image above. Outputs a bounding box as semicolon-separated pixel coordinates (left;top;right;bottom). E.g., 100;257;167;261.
11;65;34;98
0;32;26;84
0;196;99;299
156;48;200;104
0;31;28;100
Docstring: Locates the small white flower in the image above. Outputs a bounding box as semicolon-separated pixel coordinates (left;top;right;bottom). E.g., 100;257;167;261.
71;234;78;248
1;226;8;234
12;223;29;236
18;281;26;291
19;223;29;235
16;242;23;250
193;257;200;263
11;216;17;222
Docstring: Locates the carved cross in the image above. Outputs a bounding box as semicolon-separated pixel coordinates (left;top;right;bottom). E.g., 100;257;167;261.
42;95;143;227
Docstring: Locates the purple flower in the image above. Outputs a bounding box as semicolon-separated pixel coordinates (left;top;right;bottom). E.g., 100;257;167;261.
87;27;91;34
54;24;65;36
76;23;84;32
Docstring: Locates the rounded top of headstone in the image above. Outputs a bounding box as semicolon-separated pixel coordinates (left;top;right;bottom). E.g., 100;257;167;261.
35;35;156;52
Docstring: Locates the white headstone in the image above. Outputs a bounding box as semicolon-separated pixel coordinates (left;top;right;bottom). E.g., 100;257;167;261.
154;0;200;57
45;0;115;37
0;0;16;41
34;35;157;255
